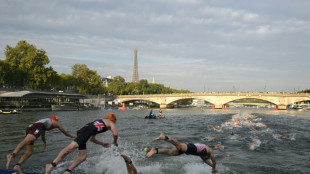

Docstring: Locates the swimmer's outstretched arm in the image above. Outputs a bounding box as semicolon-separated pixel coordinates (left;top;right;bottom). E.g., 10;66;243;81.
210;136;219;141
90;136;110;148
109;123;118;147
250;127;258;134
210;152;217;173
201;148;217;173
56;122;76;138
208;125;216;131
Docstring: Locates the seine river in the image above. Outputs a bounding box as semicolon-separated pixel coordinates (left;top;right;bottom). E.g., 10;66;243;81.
1;108;310;174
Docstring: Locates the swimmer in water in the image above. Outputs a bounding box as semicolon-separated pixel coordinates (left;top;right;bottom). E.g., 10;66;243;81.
209;136;220;141
228;131;235;138
146;132;217;174
249;141;257;146
248;140;261;150
6;115;75;174
250;127;259;134
278;133;288;140
121;154;137;174
208;125;217;131
157;109;163;117
215;142;224;151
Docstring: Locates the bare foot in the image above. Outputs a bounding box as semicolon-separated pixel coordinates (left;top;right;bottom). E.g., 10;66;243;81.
121;154;131;163
153;133;166;141
45;163;54;174
13;164;23;174
146;147;156;158
6;154;13;169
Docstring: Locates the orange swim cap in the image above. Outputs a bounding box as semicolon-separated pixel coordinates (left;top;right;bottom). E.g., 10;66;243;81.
107;113;117;122
50;115;59;121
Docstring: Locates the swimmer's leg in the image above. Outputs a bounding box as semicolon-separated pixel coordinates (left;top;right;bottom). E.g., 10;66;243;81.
153;133;167;141
17;143;34;165
65;149;87;172
45;141;78;174
13;163;23;174
6;134;35;169
146;147;180;158
6;154;13;169
121;154;137;174
153;133;187;152
13;143;34;174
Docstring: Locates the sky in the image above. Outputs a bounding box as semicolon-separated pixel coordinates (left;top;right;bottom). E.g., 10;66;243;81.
0;0;309;93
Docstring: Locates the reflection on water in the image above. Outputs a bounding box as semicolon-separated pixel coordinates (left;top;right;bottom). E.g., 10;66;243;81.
0;109;310;174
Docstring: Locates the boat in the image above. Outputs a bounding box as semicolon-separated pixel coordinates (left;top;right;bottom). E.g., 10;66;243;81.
145;115;165;119
12;109;22;114
51;103;79;111
0;109;22;114
145;115;157;119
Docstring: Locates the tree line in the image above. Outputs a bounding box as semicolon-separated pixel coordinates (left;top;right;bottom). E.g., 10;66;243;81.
298;89;310;93
0;40;190;95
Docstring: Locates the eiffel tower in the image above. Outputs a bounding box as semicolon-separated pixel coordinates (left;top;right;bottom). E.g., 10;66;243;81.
132;48;139;82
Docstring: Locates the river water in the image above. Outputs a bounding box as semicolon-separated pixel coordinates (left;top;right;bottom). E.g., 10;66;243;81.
0;108;310;174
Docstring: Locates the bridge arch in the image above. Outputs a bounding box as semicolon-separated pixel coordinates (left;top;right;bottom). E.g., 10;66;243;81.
220;97;276;105
119;98;165;108
164;97;207;107
120;98;160;105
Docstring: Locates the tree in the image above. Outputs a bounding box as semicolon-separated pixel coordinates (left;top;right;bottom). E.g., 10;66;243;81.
0;60;11;87
109;76;191;95
172;89;191;93
298;89;310;93
108;76;127;95
58;73;77;93
137;79;149;94
71;64;105;94
3;40;58;89
45;67;60;90
125;82;138;95
148;83;164;94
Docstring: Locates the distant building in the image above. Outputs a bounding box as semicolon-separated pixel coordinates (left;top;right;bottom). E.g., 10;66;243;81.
152;75;155;84
101;76;113;87
0;91;86;110
132;48;139;82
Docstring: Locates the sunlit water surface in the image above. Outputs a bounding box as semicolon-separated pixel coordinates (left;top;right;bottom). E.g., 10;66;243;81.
1;108;310;174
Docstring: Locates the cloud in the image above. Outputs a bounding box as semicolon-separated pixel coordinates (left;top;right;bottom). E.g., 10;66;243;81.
0;0;309;92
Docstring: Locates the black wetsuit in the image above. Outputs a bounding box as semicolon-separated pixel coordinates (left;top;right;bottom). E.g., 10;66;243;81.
179;143;208;156
74;119;108;150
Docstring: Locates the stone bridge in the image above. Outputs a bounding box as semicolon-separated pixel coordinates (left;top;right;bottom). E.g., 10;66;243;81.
117;92;310;110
